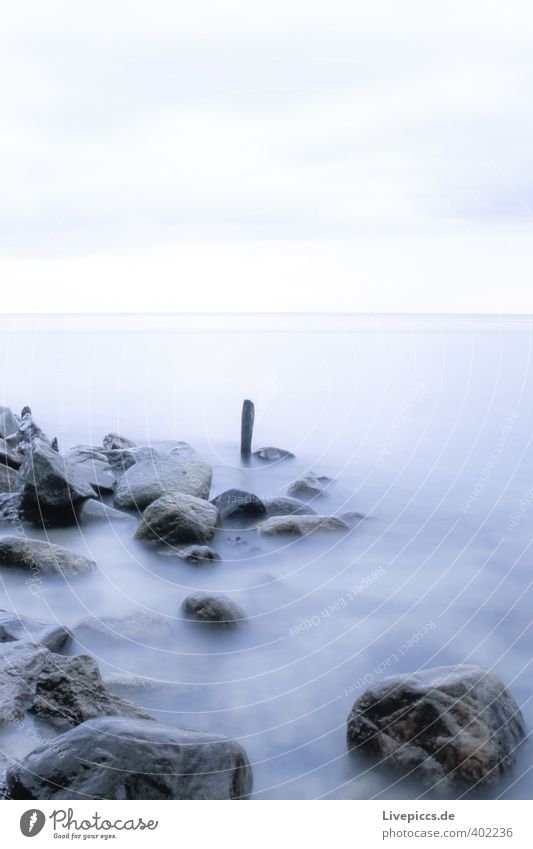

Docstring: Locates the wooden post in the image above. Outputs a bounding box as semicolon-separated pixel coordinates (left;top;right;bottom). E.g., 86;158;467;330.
241;399;255;461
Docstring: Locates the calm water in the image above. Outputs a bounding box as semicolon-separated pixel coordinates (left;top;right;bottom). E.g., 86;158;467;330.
0;314;532;799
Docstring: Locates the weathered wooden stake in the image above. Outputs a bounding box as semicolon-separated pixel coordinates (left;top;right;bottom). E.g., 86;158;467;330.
241;399;255;461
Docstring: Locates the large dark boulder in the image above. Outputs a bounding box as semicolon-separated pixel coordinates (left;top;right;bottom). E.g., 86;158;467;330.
6;716;252;799
66;448;115;494
346;665;526;793
16;438;96;525
0;642;148;727
135;492;218;545
181;592;246;625
0;536;95;576
0;609;70;652
211;488;267;523
114;455;212;511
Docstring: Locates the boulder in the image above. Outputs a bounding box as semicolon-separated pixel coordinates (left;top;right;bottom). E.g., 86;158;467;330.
287;472;329;500
77;498;135;525
6;716;252;799
0;406;19;441
0;609;71;652
0;463;17;493
114;455;212;512
74;609;172;643
0;493;20;523
346;665;526;793
169;442;198;459
17;408;50;452
181;592;246;625
105;445;164;474
256;515;350;537
16;438;96;524
0;642;148;728
66;448;115;494
264;496;316;517
253;446;294;463
0;438;23;469
135;492;218;545
211;488;267;523
0;536;95;576
159;544;221;564
102;433;137;451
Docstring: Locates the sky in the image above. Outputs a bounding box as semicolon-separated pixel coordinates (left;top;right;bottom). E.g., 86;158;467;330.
1;0;533;313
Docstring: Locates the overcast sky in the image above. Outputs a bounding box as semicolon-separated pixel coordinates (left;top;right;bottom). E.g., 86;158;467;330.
1;0;533;313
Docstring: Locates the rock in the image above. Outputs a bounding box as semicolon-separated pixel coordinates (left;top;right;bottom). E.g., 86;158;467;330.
0;642;148;728
264;496;316;517
16;438;96;524
346;665;526;793
0;493;20;523
169;442;198;459
114;455;212;512
135;492;218;545
0;463;17;493
253;446;295;463
181;592;246;625
340;511;366;528
211;488;267;523
77;499;135;525
224;535;261;556
105;445;163;473
287;472;329;500
74;609;172;642
102;433;137;451
6;716;252;799
0;609;71;652
159;545;221;564
17;408;50;452
0;438;23;469
256;515;350;536
65;449;115;494
0;406;19;440
0;536;95;576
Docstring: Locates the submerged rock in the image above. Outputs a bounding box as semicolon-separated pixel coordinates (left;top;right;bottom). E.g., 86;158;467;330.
181;592;246;625
0;536;95;576
263;496;316;517
0;464;17;493
74;609;172;642
6;716;252;799
114;455;212;511
169;442;198;459
346;665;526;793
0;609;71;652
135;492;218;545
159;544;221;564
287;472;329;500
211;488;267;523
253;446;294;463
0;642;148;728
16;438;96;525
102;432;137;451
77;498;135;525
256;515;350;536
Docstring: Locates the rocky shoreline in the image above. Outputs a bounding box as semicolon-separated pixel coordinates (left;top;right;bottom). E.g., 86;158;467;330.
0;402;527;799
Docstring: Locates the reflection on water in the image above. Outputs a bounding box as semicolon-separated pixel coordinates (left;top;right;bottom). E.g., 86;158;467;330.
0;314;532;799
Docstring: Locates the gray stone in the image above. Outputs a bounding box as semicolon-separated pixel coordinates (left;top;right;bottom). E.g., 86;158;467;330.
0;642;148;728
66;449;116;494
135;492;218;545
0;464;17;493
0;609;71;652
159;544;221;564
114;455;212;511
256;515;350;536
211;488;267;522
74;609;172;643
6;716;252;799
16;438;96;524
287;472;329;500
0;407;19;441
169;442;198;459
77;499;135;525
102;432;137;451
0;438;23;469
0;536;95;576
182;592;246;624
264;496;316;517
0;493;20;523
346;665;526;793
253;446;295;463
17;409;50;453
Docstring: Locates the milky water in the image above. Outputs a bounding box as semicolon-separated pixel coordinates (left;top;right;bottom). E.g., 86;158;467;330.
0;314;532;799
